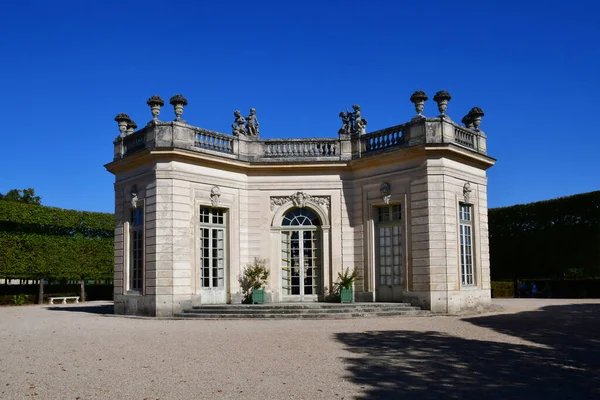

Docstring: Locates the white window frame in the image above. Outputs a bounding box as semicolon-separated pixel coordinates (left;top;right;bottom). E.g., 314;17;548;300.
199;206;227;289
129;206;145;293
458;203;475;286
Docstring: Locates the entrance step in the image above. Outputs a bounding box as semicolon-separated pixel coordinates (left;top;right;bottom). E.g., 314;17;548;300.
174;302;428;319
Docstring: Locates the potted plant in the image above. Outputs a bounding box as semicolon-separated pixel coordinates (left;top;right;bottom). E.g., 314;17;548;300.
243;258;270;304
338;267;359;303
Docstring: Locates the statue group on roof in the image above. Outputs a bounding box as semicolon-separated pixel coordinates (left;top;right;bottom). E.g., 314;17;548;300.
339;104;367;135
232;108;260;137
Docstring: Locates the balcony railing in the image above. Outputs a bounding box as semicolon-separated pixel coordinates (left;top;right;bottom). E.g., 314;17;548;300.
194;129;234;154
361;124;405;154
454;126;476;150
262;139;339;158
114;118;486;162
123;130;145;155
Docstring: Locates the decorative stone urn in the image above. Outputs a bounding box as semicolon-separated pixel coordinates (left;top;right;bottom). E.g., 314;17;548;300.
114;113;132;137
169;94;188;121
468;107;485;130
433;90;452;115
409;91;428;117
126;120;137;135
146;95;164;120
462;114;474;129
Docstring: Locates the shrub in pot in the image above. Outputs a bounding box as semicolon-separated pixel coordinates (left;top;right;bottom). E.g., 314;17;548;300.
338;267;359;303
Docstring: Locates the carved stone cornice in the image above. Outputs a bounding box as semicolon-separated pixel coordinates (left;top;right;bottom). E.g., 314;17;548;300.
270;191;330;211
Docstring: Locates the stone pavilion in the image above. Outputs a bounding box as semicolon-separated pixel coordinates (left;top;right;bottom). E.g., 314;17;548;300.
105;91;495;317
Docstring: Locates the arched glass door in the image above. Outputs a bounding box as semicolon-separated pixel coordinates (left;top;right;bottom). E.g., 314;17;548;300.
281;208;321;301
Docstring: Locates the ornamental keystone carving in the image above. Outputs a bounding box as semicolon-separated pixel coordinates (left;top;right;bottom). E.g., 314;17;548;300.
210;186;221;207
270;192;330;211
463;182;472;204
130;185;139;208
380;182;391;205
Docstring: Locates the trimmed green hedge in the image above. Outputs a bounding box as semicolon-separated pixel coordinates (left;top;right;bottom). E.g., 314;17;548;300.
489;191;600;281
0;200;114;281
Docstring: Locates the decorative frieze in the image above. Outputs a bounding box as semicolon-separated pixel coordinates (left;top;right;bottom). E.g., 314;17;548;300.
270;191;330;211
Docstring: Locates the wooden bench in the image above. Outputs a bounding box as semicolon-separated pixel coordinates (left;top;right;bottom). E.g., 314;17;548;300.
48;296;80;305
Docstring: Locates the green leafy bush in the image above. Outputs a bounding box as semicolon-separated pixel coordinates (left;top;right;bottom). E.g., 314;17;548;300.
11;294;27;305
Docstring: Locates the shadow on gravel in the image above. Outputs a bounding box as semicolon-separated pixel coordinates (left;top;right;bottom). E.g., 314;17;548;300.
334;304;600;399
46;304;114;314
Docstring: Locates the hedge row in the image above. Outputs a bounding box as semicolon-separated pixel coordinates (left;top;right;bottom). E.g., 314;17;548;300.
0;200;114;281
0;200;113;238
489;190;600;280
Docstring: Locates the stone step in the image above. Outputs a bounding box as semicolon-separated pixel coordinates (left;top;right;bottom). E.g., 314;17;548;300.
182;306;421;315
190;302;415;310
173;310;428;319
176;302;428;319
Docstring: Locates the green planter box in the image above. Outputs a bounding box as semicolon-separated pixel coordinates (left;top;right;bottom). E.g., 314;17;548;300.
340;287;353;303
252;289;266;304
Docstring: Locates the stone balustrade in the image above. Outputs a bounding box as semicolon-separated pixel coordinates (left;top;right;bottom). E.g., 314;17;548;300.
360;124;406;154
262;139;339;158
194;128;234;154
113;117;486;162
123;130;146;156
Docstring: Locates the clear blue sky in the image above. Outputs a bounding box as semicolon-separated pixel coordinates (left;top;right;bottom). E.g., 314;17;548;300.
1;0;598;213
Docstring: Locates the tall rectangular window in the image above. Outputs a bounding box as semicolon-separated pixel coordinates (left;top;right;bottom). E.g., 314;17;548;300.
130;207;144;292
459;203;474;286
199;207;226;289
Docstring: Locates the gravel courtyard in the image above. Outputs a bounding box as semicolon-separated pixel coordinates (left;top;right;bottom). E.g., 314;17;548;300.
1;299;598;400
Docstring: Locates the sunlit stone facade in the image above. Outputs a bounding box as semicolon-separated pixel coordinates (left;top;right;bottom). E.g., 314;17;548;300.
106;93;495;316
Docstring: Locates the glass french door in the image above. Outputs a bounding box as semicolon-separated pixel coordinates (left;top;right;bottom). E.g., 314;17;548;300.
281;230;321;300
199;207;227;304
375;205;402;301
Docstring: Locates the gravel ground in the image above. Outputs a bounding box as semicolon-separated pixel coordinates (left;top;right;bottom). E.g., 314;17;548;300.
1;299;599;400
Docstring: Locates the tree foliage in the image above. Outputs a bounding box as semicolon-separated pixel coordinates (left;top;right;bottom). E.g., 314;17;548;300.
0;200;114;280
0;188;41;205
489;191;600;280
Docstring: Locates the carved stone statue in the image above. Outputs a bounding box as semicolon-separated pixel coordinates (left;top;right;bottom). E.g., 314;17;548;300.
231;110;247;136
246;108;259;137
338;112;350;135
339;104;367;135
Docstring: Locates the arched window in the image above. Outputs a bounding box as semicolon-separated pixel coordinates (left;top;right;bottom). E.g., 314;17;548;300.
281;208;321;226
